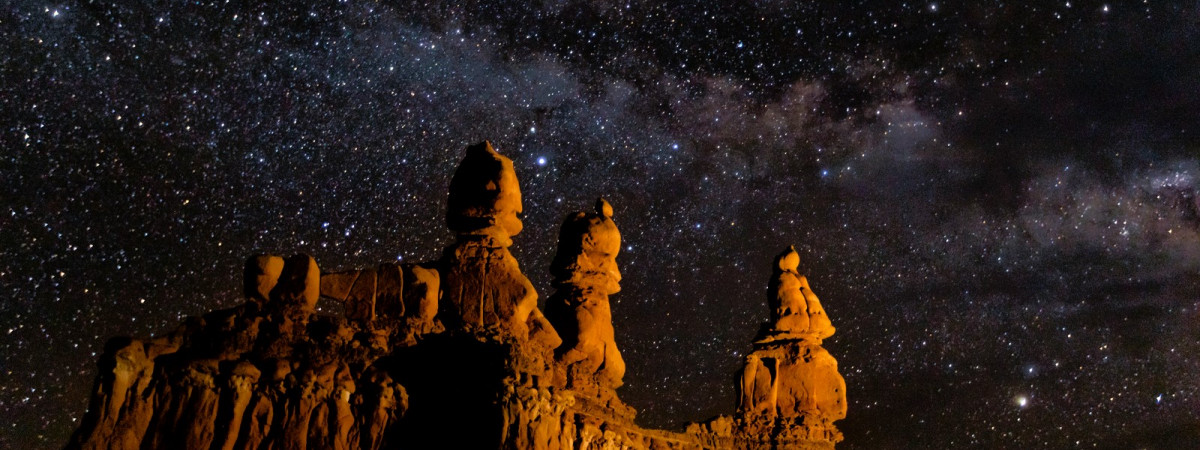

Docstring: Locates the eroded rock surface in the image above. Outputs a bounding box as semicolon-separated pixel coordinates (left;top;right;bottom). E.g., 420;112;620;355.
68;143;848;450
691;246;847;450
545;198;631;420
439;141;560;354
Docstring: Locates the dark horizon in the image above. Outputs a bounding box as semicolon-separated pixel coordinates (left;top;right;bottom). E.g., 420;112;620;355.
3;1;1199;448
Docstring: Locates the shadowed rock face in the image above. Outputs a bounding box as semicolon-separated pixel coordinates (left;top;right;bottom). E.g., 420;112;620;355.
68;142;847;450
244;255;284;304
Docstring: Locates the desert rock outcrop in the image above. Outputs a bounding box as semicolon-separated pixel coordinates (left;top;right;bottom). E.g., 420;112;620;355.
68;142;848;450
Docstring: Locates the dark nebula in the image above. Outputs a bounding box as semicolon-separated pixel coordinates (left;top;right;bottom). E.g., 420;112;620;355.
3;1;1198;447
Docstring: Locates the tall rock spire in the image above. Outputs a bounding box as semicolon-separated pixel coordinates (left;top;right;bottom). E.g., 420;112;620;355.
545;198;632;419
734;246;847;448
438;141;560;350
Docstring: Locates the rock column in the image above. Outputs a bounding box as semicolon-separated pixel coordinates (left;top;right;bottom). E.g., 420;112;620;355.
735;246;847;449
438;141;560;351
545;198;632;419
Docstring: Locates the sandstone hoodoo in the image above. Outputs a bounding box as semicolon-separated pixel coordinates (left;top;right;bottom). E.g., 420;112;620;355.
685;247;847;450
68;141;848;449
545;197;631;420
738;247;847;446
439;141;560;349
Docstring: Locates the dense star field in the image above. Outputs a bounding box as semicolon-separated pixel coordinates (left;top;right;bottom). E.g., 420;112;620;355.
3;1;1199;447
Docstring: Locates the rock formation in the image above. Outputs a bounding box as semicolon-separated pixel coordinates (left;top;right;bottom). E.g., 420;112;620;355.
67;141;848;450
439;141;561;351
690;247;847;449
545;198;631;419
760;246;836;344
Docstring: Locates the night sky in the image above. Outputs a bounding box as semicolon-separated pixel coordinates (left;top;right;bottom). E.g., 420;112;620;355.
3;1;1199;448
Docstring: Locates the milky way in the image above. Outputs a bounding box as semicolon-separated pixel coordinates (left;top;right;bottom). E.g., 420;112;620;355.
3;1;1199;448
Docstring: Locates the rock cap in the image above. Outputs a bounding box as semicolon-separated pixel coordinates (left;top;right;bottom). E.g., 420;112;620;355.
446;141;524;242
550;197;622;294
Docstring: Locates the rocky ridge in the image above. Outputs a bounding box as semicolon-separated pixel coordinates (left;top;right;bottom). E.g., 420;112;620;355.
68;142;847;449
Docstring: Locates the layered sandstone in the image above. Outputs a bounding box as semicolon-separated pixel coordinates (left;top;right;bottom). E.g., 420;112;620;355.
68;142;846;450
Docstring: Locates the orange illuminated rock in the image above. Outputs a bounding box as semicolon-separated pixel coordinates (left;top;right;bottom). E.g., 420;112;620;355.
739;346;847;421
440;238;539;335
330;364;357;450
68;141;851;450
359;367;406;450
402;264;439;325
270;254;320;313
321;268;378;321
236;359;290;450
147;358;222;449
730;246;847;448
319;262;443;340
215;361;259;450
446;140;524;242
440;141;560;350
762;246;835;342
69;335;179;450
546;198;628;413
244;255;284;303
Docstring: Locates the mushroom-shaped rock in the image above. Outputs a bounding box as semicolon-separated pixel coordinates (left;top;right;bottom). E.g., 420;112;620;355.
546;198;627;397
734;246;846;448
440;142;557;348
